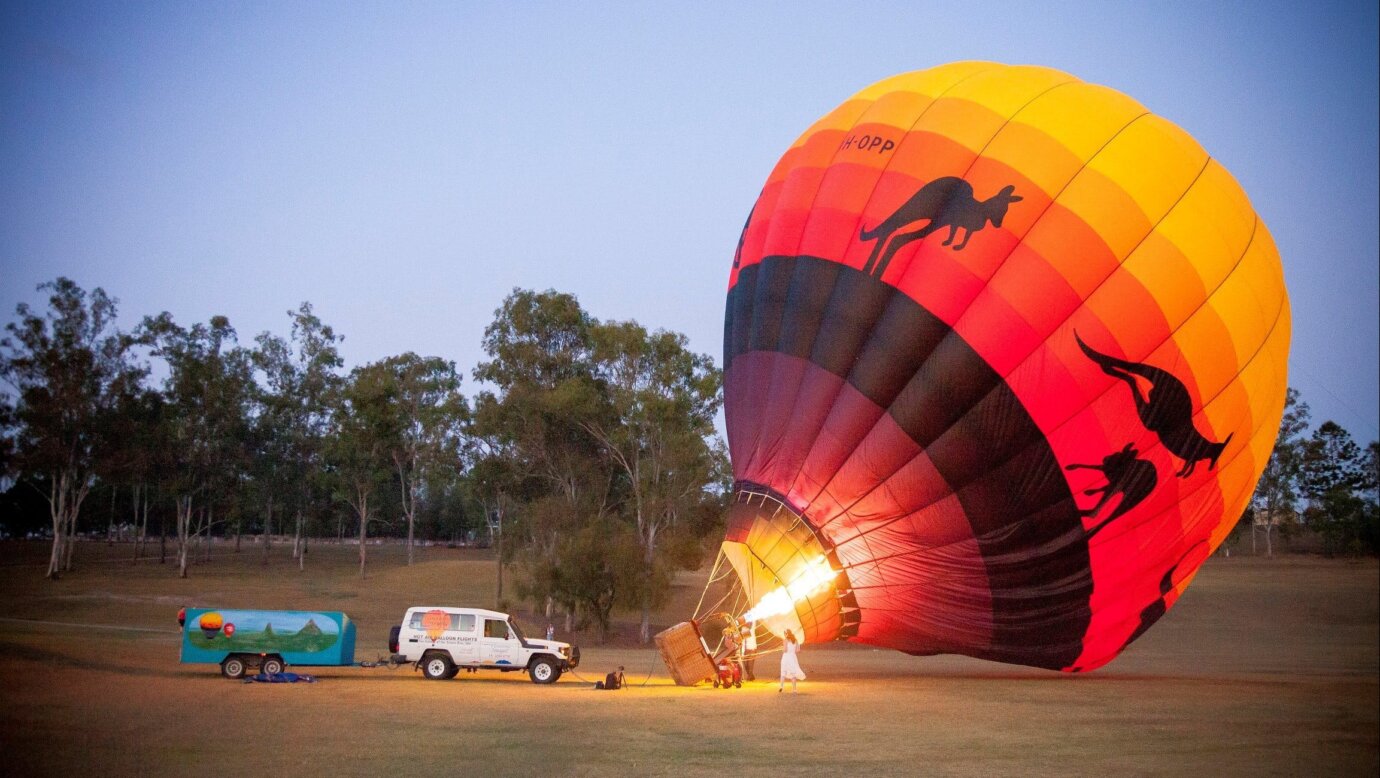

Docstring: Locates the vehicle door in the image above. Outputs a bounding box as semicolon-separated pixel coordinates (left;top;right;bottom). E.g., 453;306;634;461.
479;618;518;667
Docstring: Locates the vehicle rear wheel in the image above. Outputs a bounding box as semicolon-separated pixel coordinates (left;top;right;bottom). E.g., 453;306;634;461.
261;656;285;675
221;655;247;679
528;657;560;684
422;654;455;680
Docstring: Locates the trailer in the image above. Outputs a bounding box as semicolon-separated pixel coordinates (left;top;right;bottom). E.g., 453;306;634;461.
179;607;357;679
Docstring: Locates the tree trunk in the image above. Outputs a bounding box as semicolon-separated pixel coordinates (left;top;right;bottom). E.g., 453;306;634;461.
46;472;65;580
292;510;302;559
204;504;215;563
406;511;415;566
132;485;143;562
640;596;652;645
107;486;117;545
1265;523;1274;558
63;501;78;572
638;526;657;644
299;531;307;572
398;459;416;566
494;511;504;606
357;490;369;578
262;496;273;566
176;495;192;579
140;488;150;560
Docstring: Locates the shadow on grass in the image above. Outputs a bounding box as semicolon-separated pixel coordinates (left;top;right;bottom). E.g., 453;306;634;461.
0;640;194;680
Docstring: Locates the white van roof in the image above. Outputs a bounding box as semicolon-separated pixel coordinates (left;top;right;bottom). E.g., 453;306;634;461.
406;606;509;620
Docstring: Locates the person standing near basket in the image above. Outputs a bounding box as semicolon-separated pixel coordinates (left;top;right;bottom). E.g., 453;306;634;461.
740;620;758;681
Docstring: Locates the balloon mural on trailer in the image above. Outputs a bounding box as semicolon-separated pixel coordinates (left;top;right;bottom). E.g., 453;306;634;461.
720;62;1289;671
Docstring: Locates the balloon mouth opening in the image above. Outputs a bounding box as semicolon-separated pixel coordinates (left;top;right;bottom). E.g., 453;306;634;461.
719;485;859;644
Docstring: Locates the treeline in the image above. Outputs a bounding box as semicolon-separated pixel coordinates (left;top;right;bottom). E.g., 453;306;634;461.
0;279;727;642
1249;388;1379;556
3;278;1377;635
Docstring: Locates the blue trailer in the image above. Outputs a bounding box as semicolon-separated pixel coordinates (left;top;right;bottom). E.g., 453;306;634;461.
179;607;357;679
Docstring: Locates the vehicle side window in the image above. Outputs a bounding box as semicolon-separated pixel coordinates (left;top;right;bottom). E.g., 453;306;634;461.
457;614;476;632
484;619;508;639
409;611;461;630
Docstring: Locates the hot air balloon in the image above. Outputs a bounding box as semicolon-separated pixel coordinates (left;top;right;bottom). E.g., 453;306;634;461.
223;623;236;639
421;609;451;643
721;62;1289;672
198;612;224;641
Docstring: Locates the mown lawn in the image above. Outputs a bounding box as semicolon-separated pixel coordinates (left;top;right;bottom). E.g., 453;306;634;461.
0;541;1375;777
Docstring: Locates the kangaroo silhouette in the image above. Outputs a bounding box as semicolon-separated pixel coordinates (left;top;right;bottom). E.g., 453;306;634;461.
859;177;1023;277
1124;540;1207;647
1065;442;1159;535
1075;332;1232;477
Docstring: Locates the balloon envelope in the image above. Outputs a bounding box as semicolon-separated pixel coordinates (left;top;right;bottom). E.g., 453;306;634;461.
722;62;1289;671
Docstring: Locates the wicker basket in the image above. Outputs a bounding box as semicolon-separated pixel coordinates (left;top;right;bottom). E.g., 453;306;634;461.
654;621;717;686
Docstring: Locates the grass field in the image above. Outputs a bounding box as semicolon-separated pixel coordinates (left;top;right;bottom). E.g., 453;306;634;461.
0;539;1375;777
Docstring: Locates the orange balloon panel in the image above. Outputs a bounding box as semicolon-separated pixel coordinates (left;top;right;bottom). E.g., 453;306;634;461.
723;63;1289;671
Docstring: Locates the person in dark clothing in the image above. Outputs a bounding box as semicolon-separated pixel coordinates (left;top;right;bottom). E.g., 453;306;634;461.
596;666;626;690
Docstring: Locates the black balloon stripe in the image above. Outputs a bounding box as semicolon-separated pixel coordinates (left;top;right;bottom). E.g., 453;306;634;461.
726;255;1092;669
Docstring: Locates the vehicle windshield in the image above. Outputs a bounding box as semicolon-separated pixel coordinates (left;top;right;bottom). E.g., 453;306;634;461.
507;618;528;642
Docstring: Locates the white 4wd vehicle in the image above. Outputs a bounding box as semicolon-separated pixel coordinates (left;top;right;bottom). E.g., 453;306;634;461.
389;606;579;684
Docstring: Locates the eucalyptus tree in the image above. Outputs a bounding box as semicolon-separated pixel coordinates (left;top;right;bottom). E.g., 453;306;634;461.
251;330;294;560
1250;388;1310;557
107;386;167;562
284;303;343;568
328;361;399;577
466;439;522;603
584;320;726;643
0;278;146;579
370;353;470;565
142;313;255;577
472;289;620;622
1300;421;1371;554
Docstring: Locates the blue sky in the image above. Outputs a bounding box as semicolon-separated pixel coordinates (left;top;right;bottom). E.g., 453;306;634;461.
2;1;1376;441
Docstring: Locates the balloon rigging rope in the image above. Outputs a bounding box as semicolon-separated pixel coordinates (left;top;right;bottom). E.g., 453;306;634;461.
692;548;731;619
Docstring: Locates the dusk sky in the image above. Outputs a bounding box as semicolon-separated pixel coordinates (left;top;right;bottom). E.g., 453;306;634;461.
2;1;1376;441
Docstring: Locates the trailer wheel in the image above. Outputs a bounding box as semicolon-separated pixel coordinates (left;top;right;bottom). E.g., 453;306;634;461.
221;655;247;680
528;657;560;684
422;653;455;680
261;656;285;675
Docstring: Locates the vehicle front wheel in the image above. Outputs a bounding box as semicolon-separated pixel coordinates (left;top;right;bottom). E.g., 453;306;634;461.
222;655;247;679
422;654;455;680
528;658;560;684
261;656;285;675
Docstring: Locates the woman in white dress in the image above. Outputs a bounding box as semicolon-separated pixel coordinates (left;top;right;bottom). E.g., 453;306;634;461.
779;629;806;693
